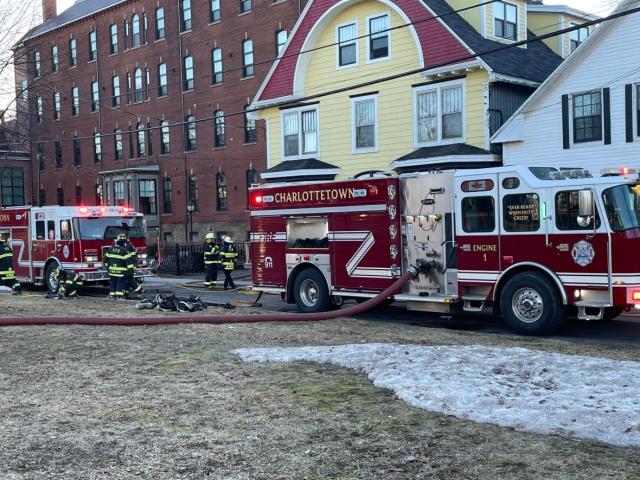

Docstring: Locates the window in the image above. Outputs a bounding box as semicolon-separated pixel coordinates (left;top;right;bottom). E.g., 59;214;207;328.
246;168;258;206
352;96;376;151
216;172;228;211
89;31;97;60
143;13;148;44
138;180;157;214
415;83;464;144
113;181;125;206
145;68;150;100
21;79;28;101
276;30;288;56
286;218;329;249
91;81;99;111
242;39;254;77
494;1;517;41
211;0;221;22
1;168;25;207
368;14;389;61
132;14;141;47
147;122;153;155
111;75;121;107
556;190;601;230
187;174;198;211
503;193;540;232
462;196;495;233
244;105;257;143
183;55;194;90
69;39;77;66
37;143;44;171
160;120;170;153
74;187;82;207
155;7;165;39
570;26;589;53
36;96;43;122
573;91;602;143
95;184;103;205
240;0;251;13
185;115;196;150
337;23;357;67
158;63;167;96
57;187;64;206
180;0;192;31
51;45;59;72
128;127;134;158
93;133;102;163
34;51;41;77
71;86;80;115
73;136;81;166
55;140;62;167
282;108;318;157
114;129;123;160
124;19;130;49
134;68;143;102
110;24;119;54
214;110;225;147
211;48;223;84
53;91;61;120
136;123;146;157
39;189;46;207
162;177;172;213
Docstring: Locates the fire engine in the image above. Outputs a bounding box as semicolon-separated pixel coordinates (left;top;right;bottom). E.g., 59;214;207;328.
249;165;640;334
0;205;149;291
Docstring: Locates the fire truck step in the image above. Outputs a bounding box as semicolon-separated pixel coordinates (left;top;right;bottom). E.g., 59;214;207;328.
462;295;486;312
575;301;610;321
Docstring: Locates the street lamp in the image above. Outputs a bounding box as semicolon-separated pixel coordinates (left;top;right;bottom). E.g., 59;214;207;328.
186;201;195;243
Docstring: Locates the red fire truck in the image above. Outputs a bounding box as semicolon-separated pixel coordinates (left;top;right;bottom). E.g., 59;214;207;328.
0;205;149;291
249;166;640;334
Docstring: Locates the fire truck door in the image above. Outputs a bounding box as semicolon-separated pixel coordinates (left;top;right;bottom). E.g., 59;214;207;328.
455;174;501;281
58;219;76;264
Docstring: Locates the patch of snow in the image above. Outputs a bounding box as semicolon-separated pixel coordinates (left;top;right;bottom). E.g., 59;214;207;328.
233;344;640;447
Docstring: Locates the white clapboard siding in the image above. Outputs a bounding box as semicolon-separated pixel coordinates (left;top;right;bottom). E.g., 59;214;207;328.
499;9;640;173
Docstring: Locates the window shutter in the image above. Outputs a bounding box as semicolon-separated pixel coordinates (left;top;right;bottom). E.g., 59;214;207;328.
562;94;570;149
603;88;611;145
625;84;634;143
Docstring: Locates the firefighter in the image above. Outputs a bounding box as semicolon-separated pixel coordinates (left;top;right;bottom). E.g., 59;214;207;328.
203;232;220;288
103;237;129;298
52;268;82;298
0;236;21;295
220;235;237;290
120;233;142;298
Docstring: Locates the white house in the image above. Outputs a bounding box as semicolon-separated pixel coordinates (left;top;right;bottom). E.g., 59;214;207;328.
492;0;640;173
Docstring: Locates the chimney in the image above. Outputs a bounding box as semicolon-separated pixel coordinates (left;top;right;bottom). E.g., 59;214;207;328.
42;0;57;21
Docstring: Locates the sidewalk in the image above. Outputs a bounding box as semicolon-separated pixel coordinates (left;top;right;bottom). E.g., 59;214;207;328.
148;269;252;287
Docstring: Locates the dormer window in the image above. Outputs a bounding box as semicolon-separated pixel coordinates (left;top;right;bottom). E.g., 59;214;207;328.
367;13;390;61
570;25;589;53
337;22;358;68
494;1;517;41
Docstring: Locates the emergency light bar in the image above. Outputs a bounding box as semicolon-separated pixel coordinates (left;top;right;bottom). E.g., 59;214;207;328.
601;167;640;177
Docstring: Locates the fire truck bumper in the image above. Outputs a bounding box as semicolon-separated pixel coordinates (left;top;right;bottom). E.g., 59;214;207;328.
79;270;110;282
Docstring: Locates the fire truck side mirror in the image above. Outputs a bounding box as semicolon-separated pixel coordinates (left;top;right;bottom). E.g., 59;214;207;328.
578;190;594;218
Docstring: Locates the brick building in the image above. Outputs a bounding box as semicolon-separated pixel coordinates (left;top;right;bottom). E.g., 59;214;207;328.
14;0;306;243
0;113;31;208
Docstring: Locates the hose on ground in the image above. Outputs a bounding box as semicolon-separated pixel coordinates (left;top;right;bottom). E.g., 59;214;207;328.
0;267;417;327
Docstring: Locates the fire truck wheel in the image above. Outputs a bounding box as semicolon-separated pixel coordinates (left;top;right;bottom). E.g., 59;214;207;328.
500;272;566;335
45;262;62;292
602;307;624;321
293;268;330;313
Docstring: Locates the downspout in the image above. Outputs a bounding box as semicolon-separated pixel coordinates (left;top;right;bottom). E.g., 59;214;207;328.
177;0;189;243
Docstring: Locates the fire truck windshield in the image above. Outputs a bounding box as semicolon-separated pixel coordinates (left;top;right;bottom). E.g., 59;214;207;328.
74;216;145;240
602;184;640;232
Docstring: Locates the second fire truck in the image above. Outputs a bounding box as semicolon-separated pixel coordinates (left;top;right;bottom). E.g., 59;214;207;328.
249;165;640;334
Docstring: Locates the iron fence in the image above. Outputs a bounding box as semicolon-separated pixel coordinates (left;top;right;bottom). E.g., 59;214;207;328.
147;241;249;276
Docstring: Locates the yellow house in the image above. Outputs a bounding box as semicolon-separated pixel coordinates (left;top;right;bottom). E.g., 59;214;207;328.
250;0;587;182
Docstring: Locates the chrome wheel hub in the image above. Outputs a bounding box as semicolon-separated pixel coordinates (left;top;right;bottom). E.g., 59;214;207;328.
300;279;319;307
512;287;544;324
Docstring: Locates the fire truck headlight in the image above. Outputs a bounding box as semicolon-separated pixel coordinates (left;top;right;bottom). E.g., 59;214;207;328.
84;255;98;263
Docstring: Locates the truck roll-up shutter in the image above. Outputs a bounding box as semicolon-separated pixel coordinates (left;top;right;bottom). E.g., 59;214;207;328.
562;94;570;149
625;84;634;143
603;87;611;145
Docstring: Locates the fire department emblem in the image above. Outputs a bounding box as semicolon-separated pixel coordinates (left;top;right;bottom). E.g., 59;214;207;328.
264;256;273;269
387;184;396;200
388;205;397;220
571;240;595;267
62;245;70;259
390;244;398;260
389;224;397;239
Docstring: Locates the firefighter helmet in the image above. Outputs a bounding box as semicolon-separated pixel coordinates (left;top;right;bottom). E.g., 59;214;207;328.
117;233;129;241
223;236;232;243
206;232;215;240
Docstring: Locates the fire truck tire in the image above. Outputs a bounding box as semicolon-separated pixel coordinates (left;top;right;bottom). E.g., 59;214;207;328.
293;268;330;313
500;272;566;335
602;307;624;321
45;261;61;292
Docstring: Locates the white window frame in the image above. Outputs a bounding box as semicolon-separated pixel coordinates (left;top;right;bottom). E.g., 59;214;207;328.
365;12;391;64
413;79;466;147
335;20;359;70
280;105;320;160
493;0;518;43
569;24;589;53
351;94;378;154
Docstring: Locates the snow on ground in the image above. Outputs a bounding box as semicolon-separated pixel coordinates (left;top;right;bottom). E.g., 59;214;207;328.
234;344;640;447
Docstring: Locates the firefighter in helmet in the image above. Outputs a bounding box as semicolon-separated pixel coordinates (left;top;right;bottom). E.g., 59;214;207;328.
0;235;21;295
51;267;83;298
220;235;237;290
103;235;129;298
203;232;220;288
119;233;142;298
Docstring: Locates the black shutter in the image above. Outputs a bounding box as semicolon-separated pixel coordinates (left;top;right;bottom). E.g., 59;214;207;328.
603;87;611;145
625;84;634;143
562;94;570;149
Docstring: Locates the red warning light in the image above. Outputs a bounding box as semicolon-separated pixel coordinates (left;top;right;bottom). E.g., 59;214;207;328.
253;194;263;205
122;206;130;213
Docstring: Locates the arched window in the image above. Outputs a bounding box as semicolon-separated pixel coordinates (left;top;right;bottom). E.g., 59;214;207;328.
132;14;141;47
134;68;143;102
214;110;225;147
155;7;165;39
183;55;194;90
216;172;227;211
112;75;121;107
136;122;146;157
185;115;196;151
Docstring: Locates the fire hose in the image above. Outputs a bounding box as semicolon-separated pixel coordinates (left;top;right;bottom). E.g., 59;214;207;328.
0;267;417;327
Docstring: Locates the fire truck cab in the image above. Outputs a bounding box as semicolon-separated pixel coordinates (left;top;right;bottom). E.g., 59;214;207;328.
249;165;640;335
0;205;149;291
